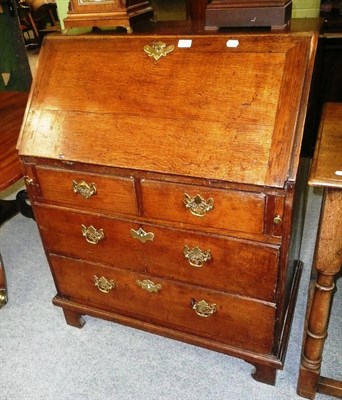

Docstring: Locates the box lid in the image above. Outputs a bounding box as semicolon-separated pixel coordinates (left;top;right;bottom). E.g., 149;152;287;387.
206;0;292;9
18;32;315;188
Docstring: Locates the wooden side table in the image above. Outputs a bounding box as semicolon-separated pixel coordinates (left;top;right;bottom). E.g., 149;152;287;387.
0;0;34;308
297;102;342;399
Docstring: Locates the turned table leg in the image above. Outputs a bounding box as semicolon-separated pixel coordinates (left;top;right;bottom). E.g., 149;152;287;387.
297;270;339;398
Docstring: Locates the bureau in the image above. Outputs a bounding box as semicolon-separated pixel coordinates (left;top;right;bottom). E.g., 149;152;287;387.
17;24;318;385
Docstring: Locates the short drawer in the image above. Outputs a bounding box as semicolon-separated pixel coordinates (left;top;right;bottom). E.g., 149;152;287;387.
36;166;137;215
50;254;275;354
141;179;266;235
35;205;279;302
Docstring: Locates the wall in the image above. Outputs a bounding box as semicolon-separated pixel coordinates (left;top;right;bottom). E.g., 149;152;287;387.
292;0;321;18
56;0;68;31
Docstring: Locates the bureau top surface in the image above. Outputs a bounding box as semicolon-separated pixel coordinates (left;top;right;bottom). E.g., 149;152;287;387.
18;30;316;188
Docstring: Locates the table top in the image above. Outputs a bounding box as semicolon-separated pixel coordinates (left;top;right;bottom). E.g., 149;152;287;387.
309;102;342;189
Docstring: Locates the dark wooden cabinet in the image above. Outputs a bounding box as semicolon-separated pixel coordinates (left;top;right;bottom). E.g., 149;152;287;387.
18;24;318;385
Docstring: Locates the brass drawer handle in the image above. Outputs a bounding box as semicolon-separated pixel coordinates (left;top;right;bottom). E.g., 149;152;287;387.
184;193;214;217
136;279;162;293
72;180;97;199
183;245;211;268
192;299;217;318
81;224;105;245
130;227;154;243
94;275;115;293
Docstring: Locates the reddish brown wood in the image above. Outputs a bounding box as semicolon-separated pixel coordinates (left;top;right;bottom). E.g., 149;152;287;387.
317;377;342;399
18;33;314;188
34;203;279;302
297;103;342;399
186;0;208;21
62;308;85;328
298;189;342;399
0;253;8;308
0;92;28;191
36;166;138;215
0;91;29;307
309;103;342;189
141;179;267;235
252;363;277;385
52;254;276;353
18;23;318;386
64;0;153;32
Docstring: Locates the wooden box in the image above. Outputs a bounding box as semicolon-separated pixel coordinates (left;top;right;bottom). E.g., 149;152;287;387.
205;0;293;30
17;25;317;385
64;0;153;32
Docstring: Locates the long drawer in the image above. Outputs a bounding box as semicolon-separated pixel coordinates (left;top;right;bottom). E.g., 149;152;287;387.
35;166;137;215
35;205;279;301
50;254;276;354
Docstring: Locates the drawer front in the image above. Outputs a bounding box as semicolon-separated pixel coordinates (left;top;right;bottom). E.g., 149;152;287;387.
50;254;275;354
141;180;266;235
36;167;137;215
35;205;279;301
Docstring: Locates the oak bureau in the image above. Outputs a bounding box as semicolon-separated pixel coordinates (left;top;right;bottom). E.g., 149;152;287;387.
17;24;318;385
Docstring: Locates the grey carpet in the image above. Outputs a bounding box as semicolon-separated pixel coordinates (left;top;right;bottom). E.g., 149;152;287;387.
0;180;341;400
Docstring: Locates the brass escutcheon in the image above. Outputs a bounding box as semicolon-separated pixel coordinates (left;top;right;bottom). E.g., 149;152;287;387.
94;275;115;293
183;245;211;268
72;180;97;199
81;224;105;245
184;193;214;217
130;227;154;243
144;41;175;61
136;279;162;293
191;299;217;318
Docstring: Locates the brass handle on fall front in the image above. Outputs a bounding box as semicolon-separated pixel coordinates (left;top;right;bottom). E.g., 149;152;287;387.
183;245;211;268
130;227;154;243
72;180;97;199
94;275;115;293
144;41;175;61
136;279;162;293
184;193;214;217
192;299;217;318
81;224;105;244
